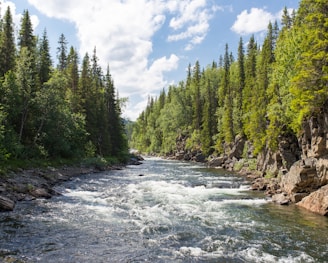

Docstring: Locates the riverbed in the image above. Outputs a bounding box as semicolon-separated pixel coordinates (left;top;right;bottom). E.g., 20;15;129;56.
1;158;327;262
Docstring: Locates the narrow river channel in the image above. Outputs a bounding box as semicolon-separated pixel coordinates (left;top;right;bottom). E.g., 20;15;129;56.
1;158;328;262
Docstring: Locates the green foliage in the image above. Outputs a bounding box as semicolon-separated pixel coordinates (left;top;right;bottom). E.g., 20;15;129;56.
129;0;327;163
0;8;129;169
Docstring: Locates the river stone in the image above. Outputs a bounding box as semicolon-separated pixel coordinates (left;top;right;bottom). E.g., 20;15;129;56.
30;188;52;199
297;184;328;216
272;193;290;205
207;157;227;168
0;195;15;211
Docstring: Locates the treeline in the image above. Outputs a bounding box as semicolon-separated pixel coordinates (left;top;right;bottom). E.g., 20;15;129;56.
0;9;128;164
131;0;327;158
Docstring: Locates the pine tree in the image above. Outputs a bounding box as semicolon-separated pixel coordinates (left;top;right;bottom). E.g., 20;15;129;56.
37;29;52;85
66;46;80;112
191;61;202;131
242;35;257;140
222;43;234;143
57;33;67;71
18;10;36;51
235;37;245;134
0;6;16;76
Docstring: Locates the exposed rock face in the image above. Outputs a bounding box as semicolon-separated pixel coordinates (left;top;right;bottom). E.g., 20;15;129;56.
300;105;328;159
257;132;300;176
281;158;319;195
228;135;246;159
277;102;328;215
297;184;328;216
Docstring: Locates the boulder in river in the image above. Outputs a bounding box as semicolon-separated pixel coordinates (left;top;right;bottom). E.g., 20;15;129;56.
0;195;15;211
297;184;328;216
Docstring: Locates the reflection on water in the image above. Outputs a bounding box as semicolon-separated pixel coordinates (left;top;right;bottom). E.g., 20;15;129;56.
0;158;328;262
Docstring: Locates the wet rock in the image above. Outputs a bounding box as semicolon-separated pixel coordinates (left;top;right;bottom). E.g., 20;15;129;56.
0;195;15;211
272;193;290;205
251;177;271;191
297;184;328;216
29;188;52;199
207;157;227;168
193;152;206;163
128;157;142;165
264;179;281;197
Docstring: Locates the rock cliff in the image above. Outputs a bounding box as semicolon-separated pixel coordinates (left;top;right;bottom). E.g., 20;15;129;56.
277;102;328;215
208;101;328;216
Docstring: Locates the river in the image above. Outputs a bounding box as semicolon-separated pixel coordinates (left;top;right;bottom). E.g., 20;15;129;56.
1;158;328;262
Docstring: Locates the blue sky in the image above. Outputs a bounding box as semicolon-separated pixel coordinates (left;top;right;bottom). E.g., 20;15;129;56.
1;0;299;120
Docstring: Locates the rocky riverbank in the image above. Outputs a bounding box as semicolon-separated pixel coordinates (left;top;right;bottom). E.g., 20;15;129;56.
0;156;144;212
206;104;328;216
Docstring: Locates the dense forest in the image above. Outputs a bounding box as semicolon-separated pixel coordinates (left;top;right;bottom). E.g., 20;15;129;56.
131;0;327;162
0;9;128;166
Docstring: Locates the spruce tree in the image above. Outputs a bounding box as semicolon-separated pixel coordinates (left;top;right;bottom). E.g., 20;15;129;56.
18;10;36;51
37;29;52;85
0;6;16;76
57;33;68;71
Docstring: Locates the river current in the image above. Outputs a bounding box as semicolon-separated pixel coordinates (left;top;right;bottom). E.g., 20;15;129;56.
1;158;328;262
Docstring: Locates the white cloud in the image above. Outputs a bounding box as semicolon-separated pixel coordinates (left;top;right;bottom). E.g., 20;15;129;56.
1;0;39;30
25;0;219;120
231;8;275;35
167;0;219;50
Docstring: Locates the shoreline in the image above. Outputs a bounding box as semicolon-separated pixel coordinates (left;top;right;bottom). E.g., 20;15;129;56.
0;164;125;212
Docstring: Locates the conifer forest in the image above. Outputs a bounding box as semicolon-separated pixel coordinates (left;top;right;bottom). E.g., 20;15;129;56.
130;0;328;160
0;9;128;165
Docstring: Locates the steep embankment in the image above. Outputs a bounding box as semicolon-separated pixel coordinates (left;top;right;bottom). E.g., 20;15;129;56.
207;102;328;216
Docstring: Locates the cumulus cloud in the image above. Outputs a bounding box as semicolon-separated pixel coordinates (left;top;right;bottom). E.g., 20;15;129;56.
167;0;219;50
24;0;218;120
231;8;275;35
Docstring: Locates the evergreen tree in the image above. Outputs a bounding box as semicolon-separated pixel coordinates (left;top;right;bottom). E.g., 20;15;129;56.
37;29;52;85
0;6;16;76
221;44;234;143
191;61;202;131
242;35;257;140
66;46;80;112
235;37;245;134
281;6;292;29
18;10;36;51
290;0;328;131
57;33;67;71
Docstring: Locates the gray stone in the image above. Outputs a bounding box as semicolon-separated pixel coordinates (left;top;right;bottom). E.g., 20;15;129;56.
272;193;290;205
207;157;227;168
0;195;15;211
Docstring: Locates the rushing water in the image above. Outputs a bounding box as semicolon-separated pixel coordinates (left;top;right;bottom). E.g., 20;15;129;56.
1;158;328;263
